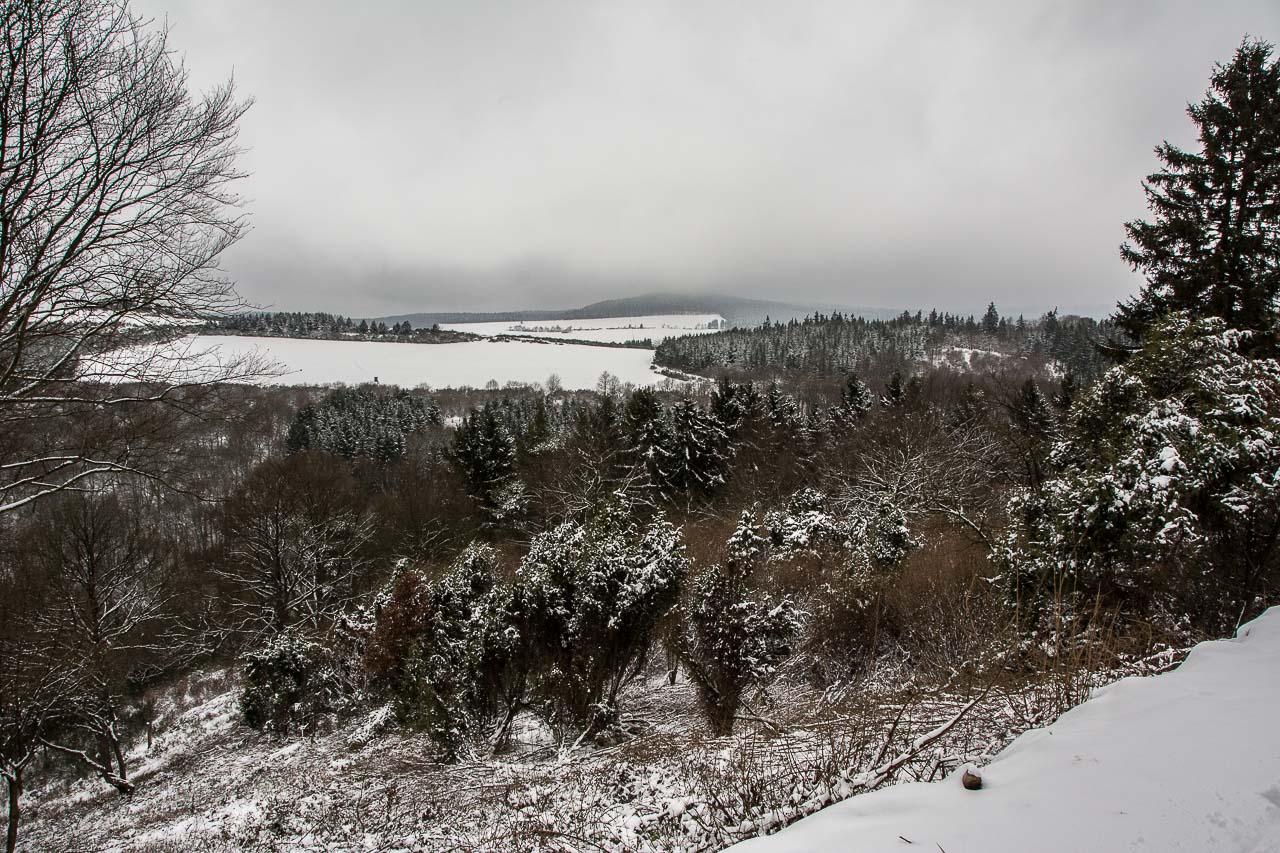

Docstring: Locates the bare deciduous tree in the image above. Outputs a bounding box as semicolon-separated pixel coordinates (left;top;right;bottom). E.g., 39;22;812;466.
31;493;171;796
0;0;267;515
220;454;374;640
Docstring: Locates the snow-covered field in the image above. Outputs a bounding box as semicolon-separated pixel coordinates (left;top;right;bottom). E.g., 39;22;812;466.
441;313;725;344
125;334;684;390
734;608;1280;853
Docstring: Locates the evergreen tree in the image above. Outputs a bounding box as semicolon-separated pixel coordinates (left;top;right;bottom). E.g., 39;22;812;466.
520;394;554;455
657;399;732;498
571;392;629;487
622;387;670;483
286;387;441;462
676;513;797;736
709;378;762;441
837;374;874;421
881;371;908;407
518;498;687;735
1116;39;1280;354
945;381;988;432
982;302;1001;336
1008;378;1057;490
764;382;805;436
364;546;509;758
1053;373;1078;413
451;405;519;522
1007;315;1280;630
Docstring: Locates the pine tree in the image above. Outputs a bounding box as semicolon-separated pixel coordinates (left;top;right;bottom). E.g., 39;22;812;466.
1116;39;1280;354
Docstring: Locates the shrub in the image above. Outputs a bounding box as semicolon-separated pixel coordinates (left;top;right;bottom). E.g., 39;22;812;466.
363;545;511;758
240;630;351;734
676;512;798;736
519;498;688;736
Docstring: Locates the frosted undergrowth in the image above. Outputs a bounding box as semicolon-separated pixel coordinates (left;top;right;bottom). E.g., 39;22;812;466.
18;645;1185;853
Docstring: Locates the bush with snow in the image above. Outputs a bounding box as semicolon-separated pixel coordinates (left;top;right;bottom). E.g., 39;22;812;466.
239;630;354;735
363;545;511;758
676;512;799;735
519;497;689;736
1007;315;1280;630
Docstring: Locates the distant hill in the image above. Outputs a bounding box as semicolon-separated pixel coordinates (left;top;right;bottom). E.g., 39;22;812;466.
375;292;900;328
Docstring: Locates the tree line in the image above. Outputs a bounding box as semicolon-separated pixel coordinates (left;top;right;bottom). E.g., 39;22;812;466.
654;306;1115;383
205;311;476;343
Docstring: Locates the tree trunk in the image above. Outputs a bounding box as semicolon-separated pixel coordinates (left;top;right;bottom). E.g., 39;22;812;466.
109;735;128;786
5;771;21;853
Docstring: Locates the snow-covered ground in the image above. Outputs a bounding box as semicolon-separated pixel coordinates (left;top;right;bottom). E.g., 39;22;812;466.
733;609;1280;853
113;334;683;390
441;313;725;344
22;609;1273;852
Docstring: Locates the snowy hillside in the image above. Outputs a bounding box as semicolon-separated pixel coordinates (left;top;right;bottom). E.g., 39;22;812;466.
441;313;726;344
733;608;1280;853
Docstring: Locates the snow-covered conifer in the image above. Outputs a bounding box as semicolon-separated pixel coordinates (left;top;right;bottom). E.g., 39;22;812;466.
676;512;797;736
517;497;688;735
1007;315;1280;629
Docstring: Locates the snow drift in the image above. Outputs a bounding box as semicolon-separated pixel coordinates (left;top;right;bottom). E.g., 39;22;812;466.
733;607;1280;853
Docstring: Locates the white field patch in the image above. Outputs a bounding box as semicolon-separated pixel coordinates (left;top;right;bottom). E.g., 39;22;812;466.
139;334;680;389
441;313;725;344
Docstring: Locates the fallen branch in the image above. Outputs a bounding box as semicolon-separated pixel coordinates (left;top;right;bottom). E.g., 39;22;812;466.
39;739;134;796
846;684;992;793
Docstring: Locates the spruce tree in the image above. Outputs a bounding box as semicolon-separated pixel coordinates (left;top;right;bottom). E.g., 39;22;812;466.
881;371;908;407
1008;378;1057;490
623;387;670;482
451;405;518;520
658;399;732;498
982;302;1001;336
764;382;805;435
835;374;874;423
1116;39;1280;354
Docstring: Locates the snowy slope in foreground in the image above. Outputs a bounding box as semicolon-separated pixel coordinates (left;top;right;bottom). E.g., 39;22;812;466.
735;608;1280;853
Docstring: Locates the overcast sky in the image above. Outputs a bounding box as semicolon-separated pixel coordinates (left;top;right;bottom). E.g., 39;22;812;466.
135;0;1280;317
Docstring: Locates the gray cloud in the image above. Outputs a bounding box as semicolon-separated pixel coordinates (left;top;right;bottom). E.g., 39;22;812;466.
135;0;1280;317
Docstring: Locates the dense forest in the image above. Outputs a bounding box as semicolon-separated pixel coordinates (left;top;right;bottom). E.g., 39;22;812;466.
1;4;1278;850
655;306;1115;382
